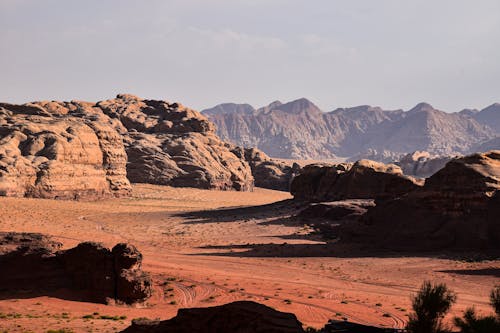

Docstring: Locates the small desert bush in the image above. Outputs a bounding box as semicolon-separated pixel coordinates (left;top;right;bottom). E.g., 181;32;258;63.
454;307;499;333
406;281;456;333
491;285;500;317
453;285;500;333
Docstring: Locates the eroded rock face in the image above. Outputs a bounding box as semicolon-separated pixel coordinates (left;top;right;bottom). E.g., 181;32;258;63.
0;232;152;304
291;160;421;202
0;103;131;199
0;94;255;197
97;95;253;191
231;147;300;191
203;100;496;161
120;301;305;333
290;163;352;201
345;151;500;250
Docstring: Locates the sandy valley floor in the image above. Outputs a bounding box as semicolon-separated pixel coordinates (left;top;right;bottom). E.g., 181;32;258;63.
0;184;498;332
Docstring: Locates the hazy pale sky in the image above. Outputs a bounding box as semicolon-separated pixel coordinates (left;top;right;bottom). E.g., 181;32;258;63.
1;0;499;112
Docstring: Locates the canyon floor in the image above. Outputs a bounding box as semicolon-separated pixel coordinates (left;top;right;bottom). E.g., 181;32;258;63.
0;184;498;332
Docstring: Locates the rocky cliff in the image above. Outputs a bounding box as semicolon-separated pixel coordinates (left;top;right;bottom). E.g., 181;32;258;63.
0;102;131;199
0;95;255;198
96;94;253;191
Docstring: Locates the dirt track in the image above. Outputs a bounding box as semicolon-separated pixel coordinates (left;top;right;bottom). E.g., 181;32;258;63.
0;184;498;332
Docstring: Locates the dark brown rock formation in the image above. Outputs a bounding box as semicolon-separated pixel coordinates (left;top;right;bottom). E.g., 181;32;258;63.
322;320;398;332
0;232;152;304
0;94;255;197
290;163;352;201
231;146;300;191
299;200;375;239
299;200;375;222
120;301;305;333
291;160;421;202
343;151;500;250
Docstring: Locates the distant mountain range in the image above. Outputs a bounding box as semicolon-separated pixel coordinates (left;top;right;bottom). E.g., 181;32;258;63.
202;99;500;161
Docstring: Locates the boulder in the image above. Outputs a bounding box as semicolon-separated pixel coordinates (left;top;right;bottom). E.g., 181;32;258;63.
120;301;305;333
291;160;421;202
299;200;375;239
322;320;398;332
299;200;375;221
0;232;152;304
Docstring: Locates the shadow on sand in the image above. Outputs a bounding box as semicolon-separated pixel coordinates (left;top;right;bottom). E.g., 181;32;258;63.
174;199;307;226
437;268;500;278
176;200;500;261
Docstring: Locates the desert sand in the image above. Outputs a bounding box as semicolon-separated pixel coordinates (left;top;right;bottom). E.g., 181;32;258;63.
0;184;498;332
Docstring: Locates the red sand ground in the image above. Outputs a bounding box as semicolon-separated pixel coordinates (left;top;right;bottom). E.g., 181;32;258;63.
0;184;498;332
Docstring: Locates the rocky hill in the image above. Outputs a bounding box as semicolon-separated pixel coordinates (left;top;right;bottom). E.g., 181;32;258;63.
355;150;500;250
203;99;499;161
292;151;500;250
472;103;500;133
0;95;256;199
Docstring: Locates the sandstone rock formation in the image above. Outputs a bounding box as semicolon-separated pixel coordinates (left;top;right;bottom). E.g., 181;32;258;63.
231;146;300;191
120;301;305;333
396;151;453;178
0;232;152;304
0;102;131;199
0;95;255;197
97;95;253;190
203;99;497;161
343;151;500;250
291;160;421;202
290;163;351;201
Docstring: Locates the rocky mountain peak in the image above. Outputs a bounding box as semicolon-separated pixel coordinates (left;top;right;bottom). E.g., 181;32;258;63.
202;103;256;116
267;98;321;115
204;98;499;161
408;102;436;113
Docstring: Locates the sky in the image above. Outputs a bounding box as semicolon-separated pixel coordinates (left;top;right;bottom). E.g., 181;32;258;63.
1;0;499;112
